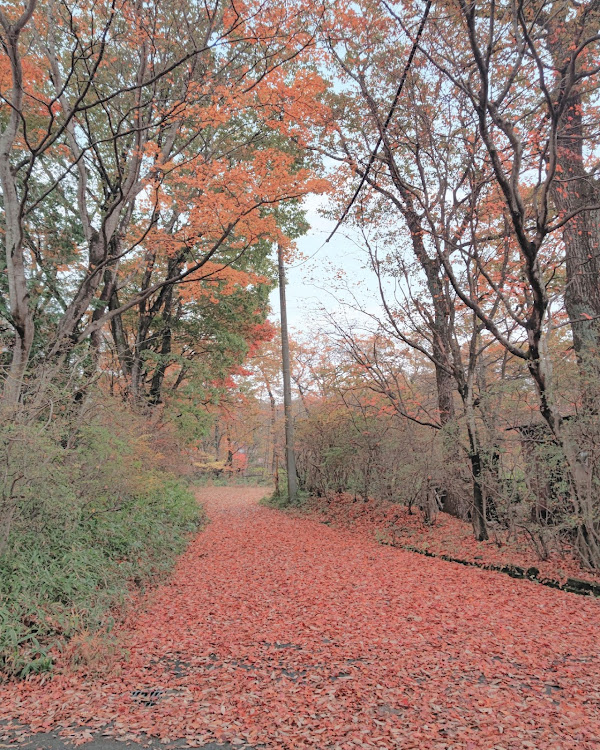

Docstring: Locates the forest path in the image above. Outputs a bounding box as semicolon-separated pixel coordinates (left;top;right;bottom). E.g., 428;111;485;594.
2;486;600;750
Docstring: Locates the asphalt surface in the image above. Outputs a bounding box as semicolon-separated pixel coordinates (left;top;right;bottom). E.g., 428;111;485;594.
1;733;241;750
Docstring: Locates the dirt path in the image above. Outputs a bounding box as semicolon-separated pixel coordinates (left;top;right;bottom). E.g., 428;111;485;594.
2;487;600;749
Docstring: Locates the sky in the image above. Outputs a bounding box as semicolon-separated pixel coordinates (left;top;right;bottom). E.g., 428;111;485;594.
268;194;384;336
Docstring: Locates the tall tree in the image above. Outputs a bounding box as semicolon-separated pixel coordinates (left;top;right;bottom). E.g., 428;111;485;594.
278;243;299;503
0;0;325;406
537;1;600;403
422;0;600;565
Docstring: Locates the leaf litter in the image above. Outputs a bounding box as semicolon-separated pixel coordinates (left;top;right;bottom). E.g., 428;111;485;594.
1;486;599;749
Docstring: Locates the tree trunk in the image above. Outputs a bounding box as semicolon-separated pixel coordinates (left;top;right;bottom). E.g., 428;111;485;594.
529;353;600;568
551;88;600;403
468;446;488;542
264;381;278;475
109;292;133;379
0;13;36;406
544;12;600;408
278;244;298;503
149;286;176;405
462;382;489;541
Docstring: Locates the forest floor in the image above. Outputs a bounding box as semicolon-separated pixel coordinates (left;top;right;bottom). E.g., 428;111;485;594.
297;493;600;587
1;486;599;750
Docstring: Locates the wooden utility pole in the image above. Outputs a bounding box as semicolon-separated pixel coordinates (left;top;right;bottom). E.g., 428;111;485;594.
277;244;298;503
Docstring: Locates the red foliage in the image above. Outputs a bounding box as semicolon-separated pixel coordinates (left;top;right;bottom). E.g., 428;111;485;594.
1;487;599;749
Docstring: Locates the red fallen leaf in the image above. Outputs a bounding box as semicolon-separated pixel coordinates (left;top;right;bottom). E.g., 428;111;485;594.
298;492;600;586
0;487;599;750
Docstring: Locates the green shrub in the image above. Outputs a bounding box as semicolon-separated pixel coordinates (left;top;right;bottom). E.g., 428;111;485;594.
0;404;203;679
260;481;308;509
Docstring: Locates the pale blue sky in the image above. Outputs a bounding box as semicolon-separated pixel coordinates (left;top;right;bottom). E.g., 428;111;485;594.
269;194;383;335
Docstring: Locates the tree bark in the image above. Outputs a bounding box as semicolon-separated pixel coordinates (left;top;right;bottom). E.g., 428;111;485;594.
551;89;600;401
543;8;600;407
109;292;133;379
0;5;37;405
278;244;298;503
149;286;176;404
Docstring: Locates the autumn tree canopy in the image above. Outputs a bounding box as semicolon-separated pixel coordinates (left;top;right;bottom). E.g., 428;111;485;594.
3;0;600;580
0;0;326;407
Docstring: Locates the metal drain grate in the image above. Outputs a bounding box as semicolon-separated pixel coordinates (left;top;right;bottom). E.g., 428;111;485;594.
131;688;164;706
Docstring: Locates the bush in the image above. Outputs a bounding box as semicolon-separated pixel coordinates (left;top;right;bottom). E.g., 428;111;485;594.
0;398;203;679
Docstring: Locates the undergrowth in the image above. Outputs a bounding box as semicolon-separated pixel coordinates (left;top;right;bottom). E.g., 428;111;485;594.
196;471;274;488
0;398;203;679
260;487;308;509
